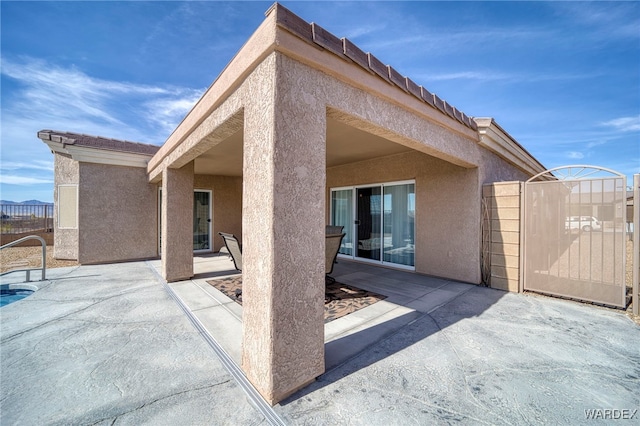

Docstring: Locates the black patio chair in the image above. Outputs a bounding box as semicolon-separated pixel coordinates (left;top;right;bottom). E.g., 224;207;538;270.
325;233;345;284
218;232;242;271
325;225;344;235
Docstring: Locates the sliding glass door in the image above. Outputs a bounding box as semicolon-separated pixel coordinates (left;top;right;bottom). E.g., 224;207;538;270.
331;181;415;269
356;186;382;261
331;189;353;255
382;183;415;266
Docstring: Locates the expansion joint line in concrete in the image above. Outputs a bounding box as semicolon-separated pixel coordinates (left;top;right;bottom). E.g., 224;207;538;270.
145;261;286;426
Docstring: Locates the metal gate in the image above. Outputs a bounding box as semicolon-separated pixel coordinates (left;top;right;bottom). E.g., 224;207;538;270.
522;166;627;308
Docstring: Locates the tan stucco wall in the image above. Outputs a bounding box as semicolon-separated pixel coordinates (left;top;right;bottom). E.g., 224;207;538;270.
53;153;79;260
327;151;481;283
193;175;242;252
326;153;529;285
483;182;522;292
479;148;531;184
241;53;326;405
161;163;194;282
77;162;158;264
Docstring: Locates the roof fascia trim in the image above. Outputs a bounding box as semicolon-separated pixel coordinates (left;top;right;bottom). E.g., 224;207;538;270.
43;140;152;168
150;2;483;176
272;27;477;142
272;5;477;131
475;118;546;176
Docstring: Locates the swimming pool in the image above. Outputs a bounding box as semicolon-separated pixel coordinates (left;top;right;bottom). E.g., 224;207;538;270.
0;286;36;307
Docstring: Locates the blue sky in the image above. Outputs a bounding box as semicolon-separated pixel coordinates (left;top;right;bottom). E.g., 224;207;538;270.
1;1;638;202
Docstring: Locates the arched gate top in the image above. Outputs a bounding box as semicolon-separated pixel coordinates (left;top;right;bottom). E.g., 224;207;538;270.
526;165;625;183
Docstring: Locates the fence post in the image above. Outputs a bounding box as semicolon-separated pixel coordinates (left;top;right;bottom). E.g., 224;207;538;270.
633;174;639;317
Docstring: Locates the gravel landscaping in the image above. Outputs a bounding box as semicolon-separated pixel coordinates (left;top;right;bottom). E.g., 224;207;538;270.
0;246;78;273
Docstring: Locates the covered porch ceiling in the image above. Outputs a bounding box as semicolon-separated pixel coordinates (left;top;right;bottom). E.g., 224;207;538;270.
192;116;413;176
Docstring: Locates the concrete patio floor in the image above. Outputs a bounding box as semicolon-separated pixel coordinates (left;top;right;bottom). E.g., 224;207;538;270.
0;261;269;425
158;254;477;371
1;257;639;425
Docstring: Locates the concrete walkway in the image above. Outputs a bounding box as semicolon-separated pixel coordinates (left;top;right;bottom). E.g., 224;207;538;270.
2;261;639;425
0;262;268;425
276;287;640;425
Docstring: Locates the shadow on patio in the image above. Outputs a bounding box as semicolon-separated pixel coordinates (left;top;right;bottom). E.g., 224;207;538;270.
156;252;506;396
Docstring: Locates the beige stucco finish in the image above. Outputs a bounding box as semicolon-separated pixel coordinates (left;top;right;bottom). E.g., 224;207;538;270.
240;53;325;405
161;162;194;282
77;162;158;265
327;152;481;282
53;153;79;260
52;153;160;264
274;34;477;151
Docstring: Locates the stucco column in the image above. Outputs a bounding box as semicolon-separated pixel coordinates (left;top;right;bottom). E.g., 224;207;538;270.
161;162;194;282
241;53;326;404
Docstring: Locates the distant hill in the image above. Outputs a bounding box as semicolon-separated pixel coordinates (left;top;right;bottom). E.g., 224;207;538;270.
0;200;54;217
0;200;53;205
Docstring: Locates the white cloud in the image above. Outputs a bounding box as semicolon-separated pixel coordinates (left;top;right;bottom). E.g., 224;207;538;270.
586;140;608;149
567;151;585;160
2;58;168;127
0;56;205;199
601;115;640;133
426;71;513;82
143;90;204;134
0;160;53;172
552;2;640;41
412;70;600;85
1;56;202;144
344;24;386;40
361;27;553;57
0;175;54;185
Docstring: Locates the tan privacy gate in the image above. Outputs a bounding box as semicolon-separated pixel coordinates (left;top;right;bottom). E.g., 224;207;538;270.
522;166;627;308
